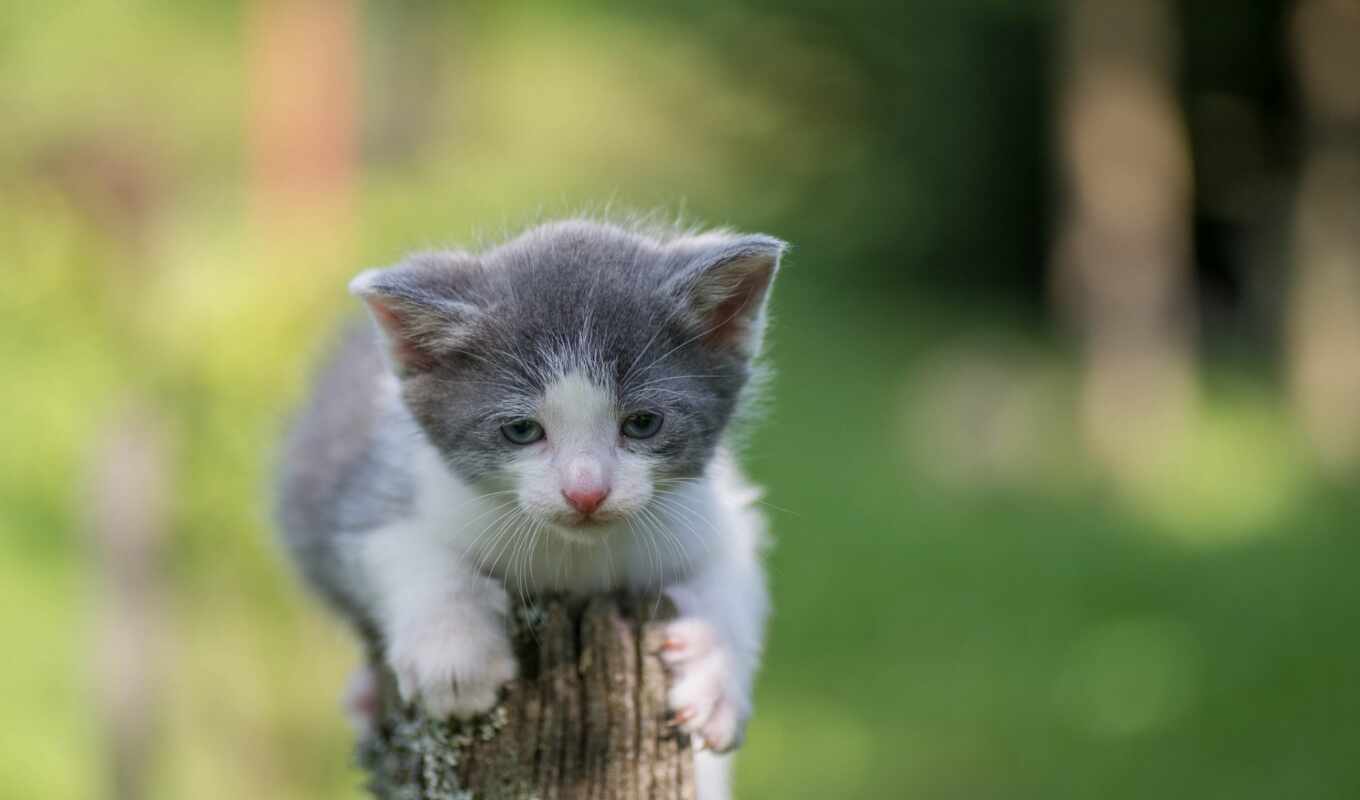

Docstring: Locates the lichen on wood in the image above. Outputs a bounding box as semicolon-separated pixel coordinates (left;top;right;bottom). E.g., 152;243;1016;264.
358;594;694;800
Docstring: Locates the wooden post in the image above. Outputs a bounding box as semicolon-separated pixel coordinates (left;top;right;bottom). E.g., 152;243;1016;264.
358;595;695;800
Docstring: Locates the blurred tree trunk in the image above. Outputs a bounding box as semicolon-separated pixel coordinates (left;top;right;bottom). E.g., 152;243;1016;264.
247;0;358;243
1051;0;1196;477
359;595;696;800
87;403;172;800
1286;0;1360;472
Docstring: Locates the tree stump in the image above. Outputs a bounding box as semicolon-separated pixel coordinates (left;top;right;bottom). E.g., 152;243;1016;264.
358;594;695;799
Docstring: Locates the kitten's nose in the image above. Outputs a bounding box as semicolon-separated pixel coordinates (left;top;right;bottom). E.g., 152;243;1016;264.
563;487;609;515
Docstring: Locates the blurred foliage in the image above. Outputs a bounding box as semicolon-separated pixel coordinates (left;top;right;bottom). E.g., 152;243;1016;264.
3;1;1360;799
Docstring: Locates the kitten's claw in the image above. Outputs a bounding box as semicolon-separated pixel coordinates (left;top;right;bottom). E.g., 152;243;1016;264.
657;617;748;753
388;610;517;719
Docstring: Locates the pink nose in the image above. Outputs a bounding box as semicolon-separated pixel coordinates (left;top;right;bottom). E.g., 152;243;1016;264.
563;487;609;515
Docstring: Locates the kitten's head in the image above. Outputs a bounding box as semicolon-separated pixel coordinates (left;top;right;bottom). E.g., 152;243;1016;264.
351;220;784;539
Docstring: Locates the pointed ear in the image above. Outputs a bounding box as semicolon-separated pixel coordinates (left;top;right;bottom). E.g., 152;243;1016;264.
348;255;485;376
666;234;786;356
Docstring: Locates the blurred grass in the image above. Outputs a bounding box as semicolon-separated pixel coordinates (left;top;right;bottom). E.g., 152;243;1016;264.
3;2;1360;799
739;280;1360;798
6;250;1360;797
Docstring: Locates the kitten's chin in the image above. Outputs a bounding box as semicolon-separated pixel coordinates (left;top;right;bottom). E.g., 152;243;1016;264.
547;514;626;545
548;524;605;545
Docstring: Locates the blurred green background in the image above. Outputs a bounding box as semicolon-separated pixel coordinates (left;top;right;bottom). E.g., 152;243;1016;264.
6;0;1360;798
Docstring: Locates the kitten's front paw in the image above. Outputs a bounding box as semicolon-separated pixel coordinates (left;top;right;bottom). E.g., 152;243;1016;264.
654;617;749;753
388;609;517;719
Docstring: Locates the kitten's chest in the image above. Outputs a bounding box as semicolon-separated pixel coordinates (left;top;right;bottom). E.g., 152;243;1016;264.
462;519;693;595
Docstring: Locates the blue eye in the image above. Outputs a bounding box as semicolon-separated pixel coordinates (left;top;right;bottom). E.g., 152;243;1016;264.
621;412;663;439
501;419;545;445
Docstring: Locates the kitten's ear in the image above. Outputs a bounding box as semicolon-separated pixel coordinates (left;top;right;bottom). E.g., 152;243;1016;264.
667;234;786;356
349;255;484;375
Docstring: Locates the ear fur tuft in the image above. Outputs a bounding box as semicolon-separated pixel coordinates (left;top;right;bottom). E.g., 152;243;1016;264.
349;256;484;375
668;234;786;356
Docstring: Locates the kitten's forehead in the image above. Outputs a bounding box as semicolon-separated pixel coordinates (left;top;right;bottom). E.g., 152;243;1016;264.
467;221;759;377
539;370;615;448
474;243;693;393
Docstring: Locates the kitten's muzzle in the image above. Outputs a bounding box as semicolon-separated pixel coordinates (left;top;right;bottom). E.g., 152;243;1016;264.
562;487;609;515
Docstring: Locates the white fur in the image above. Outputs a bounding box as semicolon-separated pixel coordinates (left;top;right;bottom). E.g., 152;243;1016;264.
353;372;768;800
508;369;657;529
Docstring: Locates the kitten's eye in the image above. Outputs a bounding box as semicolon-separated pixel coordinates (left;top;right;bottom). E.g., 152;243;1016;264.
501;419;545;445
621;412;663;439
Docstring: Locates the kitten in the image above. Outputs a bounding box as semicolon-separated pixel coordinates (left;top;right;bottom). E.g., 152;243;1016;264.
275;218;782;797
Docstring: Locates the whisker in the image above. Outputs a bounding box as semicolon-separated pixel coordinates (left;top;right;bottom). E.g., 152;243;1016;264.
601;532;616;591
458;500;519;560
628;374;722;391
470;514;513;577
651;477;704;488
453;379;527;393
475;507;523;577
489;510;530;580
640;514;669;619
559;533;571;587
501;511;535;582
650;495;712;557
621;316;671;386
652;478;799;517
637;504;689;574
458;496;516;535
512;517;537;616
523;519;545;608
636;512;666;615
527;521;545;598
625;515;663;619
754;498;799;516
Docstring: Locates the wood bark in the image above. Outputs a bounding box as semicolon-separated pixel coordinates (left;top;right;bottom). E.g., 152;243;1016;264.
358;594;695;800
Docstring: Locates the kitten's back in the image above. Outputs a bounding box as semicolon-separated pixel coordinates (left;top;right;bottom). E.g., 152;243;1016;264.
275;321;409;631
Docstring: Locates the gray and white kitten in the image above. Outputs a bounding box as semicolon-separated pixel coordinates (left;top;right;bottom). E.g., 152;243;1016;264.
276;219;782;797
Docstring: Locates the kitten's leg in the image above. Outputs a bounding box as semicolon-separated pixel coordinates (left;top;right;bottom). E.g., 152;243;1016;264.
657;546;769;755
694;751;733;800
359;522;517;718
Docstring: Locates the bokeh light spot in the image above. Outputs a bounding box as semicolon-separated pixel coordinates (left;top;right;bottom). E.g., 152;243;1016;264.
1054;617;1201;738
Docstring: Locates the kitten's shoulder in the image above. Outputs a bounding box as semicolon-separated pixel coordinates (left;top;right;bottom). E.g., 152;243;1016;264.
275;319;413;543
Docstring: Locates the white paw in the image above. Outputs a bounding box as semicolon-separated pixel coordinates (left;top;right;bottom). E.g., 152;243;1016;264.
655;617;748;753
387;608;518;719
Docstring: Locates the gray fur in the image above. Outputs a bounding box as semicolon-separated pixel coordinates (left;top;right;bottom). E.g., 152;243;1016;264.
275;218;785;637
274;322;416;638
